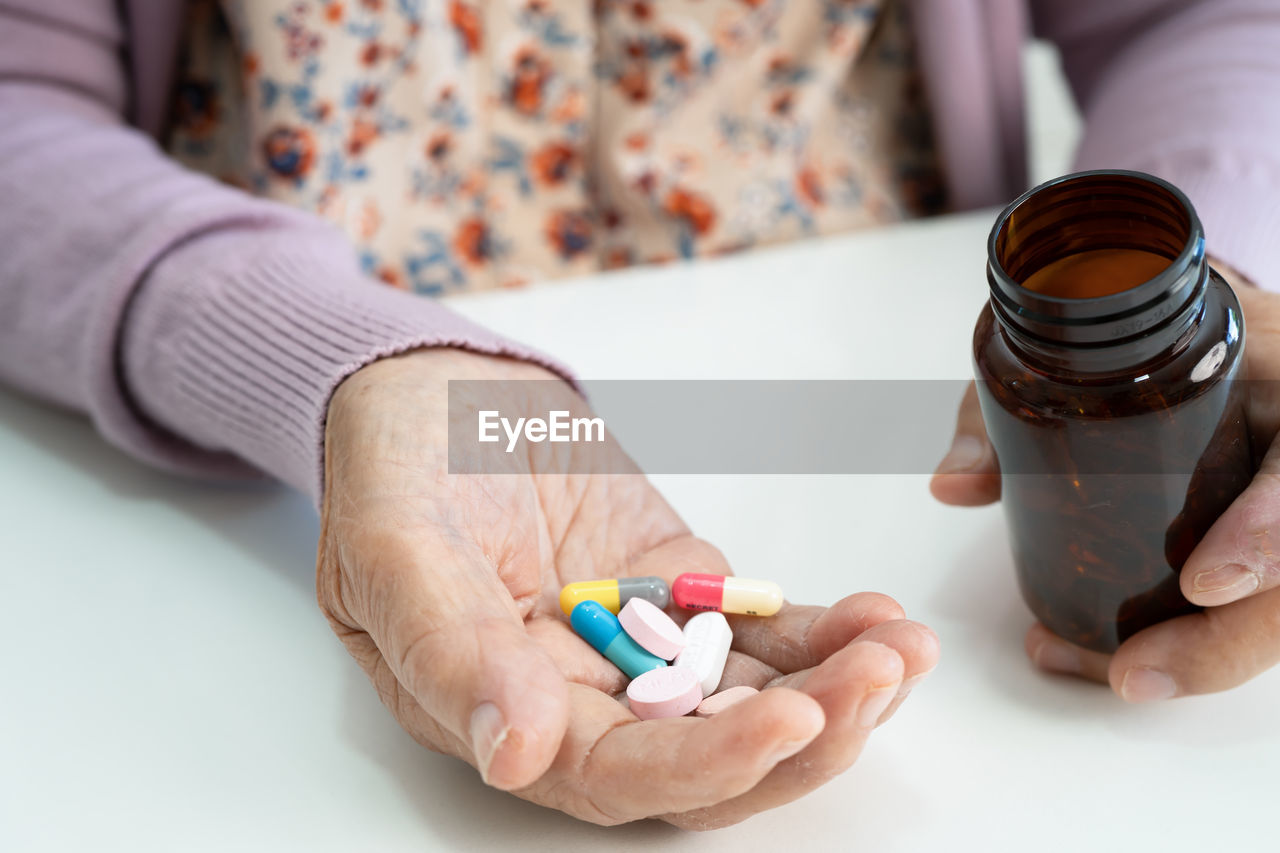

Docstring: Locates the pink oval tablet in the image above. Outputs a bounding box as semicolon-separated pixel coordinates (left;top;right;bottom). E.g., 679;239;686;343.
694;685;759;718
618;598;686;660
626;666;702;721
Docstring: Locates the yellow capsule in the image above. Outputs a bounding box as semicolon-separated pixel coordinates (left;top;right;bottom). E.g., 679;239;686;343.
558;577;671;615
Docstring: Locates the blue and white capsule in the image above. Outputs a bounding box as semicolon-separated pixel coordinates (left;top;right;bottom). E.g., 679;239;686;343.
570;601;667;679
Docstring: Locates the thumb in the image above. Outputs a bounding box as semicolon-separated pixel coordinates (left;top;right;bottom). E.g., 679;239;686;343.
362;535;570;790
930;381;1001;506
1180;435;1280;608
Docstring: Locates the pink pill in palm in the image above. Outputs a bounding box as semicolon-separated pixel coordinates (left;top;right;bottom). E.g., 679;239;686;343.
617;598;686;660
626;666;703;720
694;685;759;718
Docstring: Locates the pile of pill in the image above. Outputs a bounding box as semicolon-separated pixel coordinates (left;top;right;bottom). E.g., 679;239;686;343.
561;573;784;720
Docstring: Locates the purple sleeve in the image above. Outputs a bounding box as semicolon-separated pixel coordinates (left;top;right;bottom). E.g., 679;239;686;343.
1031;0;1280;290
0;1;568;504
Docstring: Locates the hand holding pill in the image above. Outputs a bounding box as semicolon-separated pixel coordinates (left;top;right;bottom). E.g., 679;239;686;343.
317;349;939;829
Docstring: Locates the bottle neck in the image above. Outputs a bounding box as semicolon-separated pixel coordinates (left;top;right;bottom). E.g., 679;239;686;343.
986;170;1208;373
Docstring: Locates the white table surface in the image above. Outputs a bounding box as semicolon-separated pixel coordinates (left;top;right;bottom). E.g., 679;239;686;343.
4;210;1277;853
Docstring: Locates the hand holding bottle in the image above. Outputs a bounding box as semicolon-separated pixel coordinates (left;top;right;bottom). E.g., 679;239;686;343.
933;268;1280;702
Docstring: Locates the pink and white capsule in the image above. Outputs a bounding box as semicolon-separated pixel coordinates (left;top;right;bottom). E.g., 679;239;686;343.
672;572;784;616
673;611;733;697
695;685;759;718
627;666;703;720
617;598;686;660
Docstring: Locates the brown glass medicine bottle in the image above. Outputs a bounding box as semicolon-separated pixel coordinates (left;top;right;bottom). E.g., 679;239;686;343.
973;170;1254;654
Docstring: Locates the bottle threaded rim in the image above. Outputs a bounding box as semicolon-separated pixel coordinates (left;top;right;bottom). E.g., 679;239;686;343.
987;170;1206;347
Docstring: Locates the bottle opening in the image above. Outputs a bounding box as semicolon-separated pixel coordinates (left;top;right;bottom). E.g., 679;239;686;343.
1021;249;1173;299
987;170;1206;346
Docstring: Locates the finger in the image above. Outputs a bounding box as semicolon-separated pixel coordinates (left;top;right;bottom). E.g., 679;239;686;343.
727;591;906;673
1024;622;1112;683
672;640;905;829
519;683;825;826
930;381;1001;506
1101;588;1280;700
354;532;570;790
718;613;941;713
757;622;931;726
1180;438;1280;607
524;616;629;695
717;650;782;691
838;619;940;723
1236;285;1280;448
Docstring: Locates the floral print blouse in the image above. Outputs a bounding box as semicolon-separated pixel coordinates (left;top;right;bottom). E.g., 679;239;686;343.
168;0;945;294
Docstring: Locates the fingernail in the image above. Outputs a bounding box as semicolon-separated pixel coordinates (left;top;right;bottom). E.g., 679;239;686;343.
856;683;899;728
1120;667;1177;703
1032;637;1082;674
1191;563;1260;605
470;702;510;785
936;436;986;474
899;666;936;694
765;735;816;766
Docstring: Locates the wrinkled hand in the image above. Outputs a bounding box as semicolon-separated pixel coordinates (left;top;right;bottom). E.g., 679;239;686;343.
317;348;938;828
931;273;1280;701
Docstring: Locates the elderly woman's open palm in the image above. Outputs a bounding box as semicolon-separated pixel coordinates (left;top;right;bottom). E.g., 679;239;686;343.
316;347;939;828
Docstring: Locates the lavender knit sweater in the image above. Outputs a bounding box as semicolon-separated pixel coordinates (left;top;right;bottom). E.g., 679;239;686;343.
1;0;1278;503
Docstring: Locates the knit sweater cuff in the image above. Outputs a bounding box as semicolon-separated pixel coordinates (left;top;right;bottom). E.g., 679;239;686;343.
122;226;572;504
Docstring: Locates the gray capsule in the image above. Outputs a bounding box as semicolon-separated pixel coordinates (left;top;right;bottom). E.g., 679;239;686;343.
619;576;670;610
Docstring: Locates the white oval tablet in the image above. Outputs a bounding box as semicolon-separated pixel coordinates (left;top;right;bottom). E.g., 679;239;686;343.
673;611;733;697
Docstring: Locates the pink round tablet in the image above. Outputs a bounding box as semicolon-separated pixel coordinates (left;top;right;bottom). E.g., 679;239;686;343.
626;666;702;721
618;598;686;660
694;685;759;718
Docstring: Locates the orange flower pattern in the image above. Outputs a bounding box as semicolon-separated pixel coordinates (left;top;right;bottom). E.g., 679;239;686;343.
168;0;945;294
